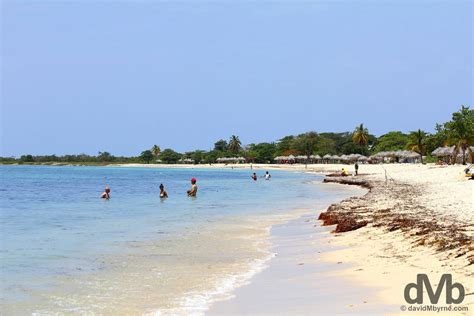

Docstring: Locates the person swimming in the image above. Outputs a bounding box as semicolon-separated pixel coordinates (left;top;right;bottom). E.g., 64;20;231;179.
264;171;271;180
100;186;110;199
187;178;198;197
159;183;168;198
251;172;257;181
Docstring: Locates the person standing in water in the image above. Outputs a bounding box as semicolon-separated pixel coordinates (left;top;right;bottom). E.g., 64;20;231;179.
100;186;111;199
264;171;271;180
187;178;198;197
159;183;168;198
355;162;359;175
251;172;257;181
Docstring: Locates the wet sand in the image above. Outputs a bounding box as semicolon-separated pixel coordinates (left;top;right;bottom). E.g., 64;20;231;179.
208;212;392;315
115;163;474;314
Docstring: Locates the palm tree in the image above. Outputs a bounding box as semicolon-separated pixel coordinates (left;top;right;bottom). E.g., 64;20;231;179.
445;105;474;164
228;135;242;154
151;145;161;157
406;129;427;163
352;124;369;149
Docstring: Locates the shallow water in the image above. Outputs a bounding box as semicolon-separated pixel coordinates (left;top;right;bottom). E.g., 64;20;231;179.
0;165;354;314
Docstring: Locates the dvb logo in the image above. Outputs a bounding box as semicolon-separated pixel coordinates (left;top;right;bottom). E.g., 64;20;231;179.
404;274;465;304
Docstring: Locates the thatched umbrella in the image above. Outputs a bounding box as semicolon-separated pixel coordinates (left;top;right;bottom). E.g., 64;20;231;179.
179;158;195;164
309;154;321;163
395;150;420;162
431;146;455;157
370;151;396;162
274;156;287;163
296;155;307;163
218;157;241;163
346;154;360;161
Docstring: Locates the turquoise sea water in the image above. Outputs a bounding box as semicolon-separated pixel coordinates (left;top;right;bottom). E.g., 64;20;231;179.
0;165;351;314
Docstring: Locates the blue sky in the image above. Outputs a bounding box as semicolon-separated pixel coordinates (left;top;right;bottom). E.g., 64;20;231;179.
1;0;472;156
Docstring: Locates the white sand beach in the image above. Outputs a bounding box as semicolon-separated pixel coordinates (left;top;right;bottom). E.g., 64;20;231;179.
115;162;473;315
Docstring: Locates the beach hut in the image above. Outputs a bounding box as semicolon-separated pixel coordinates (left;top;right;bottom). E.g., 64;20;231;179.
431;146;455;164
396;150;420;163
431;146;455;157
370;151;396;163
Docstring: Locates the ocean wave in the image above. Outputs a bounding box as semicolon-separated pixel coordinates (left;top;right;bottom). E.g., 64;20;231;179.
151;252;275;316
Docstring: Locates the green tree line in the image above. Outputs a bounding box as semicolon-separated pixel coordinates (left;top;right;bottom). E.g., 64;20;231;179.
2;105;472;165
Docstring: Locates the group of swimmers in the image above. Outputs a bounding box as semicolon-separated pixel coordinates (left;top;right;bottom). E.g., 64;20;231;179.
100;177;198;200
100;171;273;200
251;171;271;181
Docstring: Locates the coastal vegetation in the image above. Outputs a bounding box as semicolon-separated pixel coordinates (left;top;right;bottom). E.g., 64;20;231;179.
2;106;472;165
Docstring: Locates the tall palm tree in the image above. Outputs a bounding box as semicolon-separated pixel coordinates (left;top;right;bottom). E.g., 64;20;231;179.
228;135;242;154
445;106;474;165
406;129;427;163
352;124;369;149
151;145;161;157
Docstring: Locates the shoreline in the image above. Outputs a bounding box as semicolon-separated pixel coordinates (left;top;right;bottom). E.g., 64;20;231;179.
207;211;393;315
207;184;387;315
142;162;472;314
316;170;473;314
4;163;472;314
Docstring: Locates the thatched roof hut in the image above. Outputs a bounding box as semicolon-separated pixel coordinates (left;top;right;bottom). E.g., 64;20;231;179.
216;157;245;163
179;158;195;164
370;150;420;163
431;146;455;157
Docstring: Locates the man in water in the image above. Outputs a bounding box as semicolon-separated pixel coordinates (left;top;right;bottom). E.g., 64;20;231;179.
187;178;198;197
264;171;271;180
251;172;257;181
355;162;359;175
159;183;168;198
100;186;110;199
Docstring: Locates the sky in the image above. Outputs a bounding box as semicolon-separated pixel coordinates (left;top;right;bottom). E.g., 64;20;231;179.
1;0;472;157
